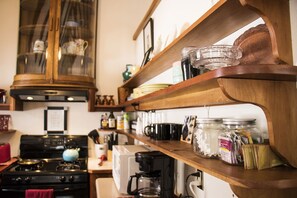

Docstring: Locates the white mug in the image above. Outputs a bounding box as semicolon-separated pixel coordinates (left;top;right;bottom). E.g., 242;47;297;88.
33;40;45;53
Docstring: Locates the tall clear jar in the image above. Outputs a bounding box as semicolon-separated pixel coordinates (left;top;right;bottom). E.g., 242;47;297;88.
218;118;263;165
193;118;223;158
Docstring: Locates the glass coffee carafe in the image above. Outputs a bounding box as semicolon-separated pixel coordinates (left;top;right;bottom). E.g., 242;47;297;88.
127;172;161;198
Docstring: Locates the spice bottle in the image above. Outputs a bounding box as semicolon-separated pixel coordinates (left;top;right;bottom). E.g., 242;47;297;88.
101;113;109;129
108;112;116;129
123;112;130;130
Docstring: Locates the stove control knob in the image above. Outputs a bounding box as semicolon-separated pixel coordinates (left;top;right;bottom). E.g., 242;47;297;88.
59;176;66;182
25;177;31;184
69;176;74;182
15;177;22;184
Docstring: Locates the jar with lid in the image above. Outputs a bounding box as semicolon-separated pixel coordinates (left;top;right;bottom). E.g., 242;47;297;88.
193;118;223;158
218;118;263;165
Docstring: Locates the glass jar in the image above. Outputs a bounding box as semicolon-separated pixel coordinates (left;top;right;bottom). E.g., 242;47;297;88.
218;118;263;165
193;118;223;158
181;46;199;80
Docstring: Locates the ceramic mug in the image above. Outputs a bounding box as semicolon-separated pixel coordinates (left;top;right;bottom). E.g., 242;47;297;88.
33;40;45;53
75;39;88;56
67;41;77;54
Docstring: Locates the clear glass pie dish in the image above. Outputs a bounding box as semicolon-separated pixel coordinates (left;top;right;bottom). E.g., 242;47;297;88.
190;45;242;70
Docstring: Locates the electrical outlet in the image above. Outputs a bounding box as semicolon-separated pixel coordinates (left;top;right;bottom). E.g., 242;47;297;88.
196;169;203;190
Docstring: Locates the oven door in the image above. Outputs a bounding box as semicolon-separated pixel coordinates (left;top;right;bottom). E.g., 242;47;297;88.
1;184;88;198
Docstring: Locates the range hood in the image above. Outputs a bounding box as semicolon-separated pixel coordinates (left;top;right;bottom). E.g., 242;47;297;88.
10;88;88;102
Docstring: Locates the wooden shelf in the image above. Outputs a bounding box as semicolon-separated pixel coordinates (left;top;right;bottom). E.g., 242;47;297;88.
0;104;10;111
60;26;93;38
117;130;297;190
0;130;16;134
94;105;123;112
121;0;292;90
19;25;48;36
121;64;297;111
119;64;297;169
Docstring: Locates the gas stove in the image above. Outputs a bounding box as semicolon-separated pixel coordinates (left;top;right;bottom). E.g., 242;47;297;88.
0;135;89;198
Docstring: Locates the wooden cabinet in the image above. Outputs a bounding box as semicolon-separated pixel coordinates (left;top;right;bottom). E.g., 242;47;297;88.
11;0;98;108
117;0;297;197
0;104;10;111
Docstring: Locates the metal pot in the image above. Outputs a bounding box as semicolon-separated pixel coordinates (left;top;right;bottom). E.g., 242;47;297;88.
17;159;43;166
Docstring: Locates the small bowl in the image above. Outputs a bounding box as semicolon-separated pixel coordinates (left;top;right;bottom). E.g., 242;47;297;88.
65;21;80;27
190;45;242;70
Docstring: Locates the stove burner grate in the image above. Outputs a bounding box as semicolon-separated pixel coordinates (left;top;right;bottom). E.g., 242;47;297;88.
56;160;81;171
15;161;45;172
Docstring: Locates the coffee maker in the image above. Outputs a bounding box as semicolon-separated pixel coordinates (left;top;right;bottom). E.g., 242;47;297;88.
127;151;174;198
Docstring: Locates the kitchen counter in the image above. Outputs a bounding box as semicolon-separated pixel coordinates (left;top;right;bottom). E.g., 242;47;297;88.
0;158;17;172
88;158;113;198
88;157;112;173
96;178;133;198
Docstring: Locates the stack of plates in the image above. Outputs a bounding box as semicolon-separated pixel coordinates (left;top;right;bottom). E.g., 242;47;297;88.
132;84;171;99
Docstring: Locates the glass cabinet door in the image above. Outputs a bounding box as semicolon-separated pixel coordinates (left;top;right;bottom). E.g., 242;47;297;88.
56;0;97;79
17;0;52;75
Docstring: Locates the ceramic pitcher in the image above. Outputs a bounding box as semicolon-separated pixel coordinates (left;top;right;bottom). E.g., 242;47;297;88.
75;39;88;56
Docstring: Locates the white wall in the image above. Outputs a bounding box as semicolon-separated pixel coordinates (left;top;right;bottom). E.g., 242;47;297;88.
97;0;152;99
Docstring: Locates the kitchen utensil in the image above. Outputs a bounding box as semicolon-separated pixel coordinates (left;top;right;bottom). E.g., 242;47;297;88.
88;129;100;144
17;158;43;166
98;154;107;166
127;172;160;197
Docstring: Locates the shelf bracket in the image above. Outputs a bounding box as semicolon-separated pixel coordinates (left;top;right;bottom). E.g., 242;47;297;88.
239;0;293;65
218;78;297;168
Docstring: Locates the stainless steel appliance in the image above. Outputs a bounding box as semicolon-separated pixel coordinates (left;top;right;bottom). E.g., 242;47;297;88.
127;151;174;198
0;135;88;198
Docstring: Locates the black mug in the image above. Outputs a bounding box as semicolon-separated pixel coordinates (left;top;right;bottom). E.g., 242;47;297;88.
144;123;182;140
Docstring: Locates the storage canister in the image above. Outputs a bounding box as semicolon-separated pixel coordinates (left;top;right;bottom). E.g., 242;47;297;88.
193;118;223;158
218;118;263;165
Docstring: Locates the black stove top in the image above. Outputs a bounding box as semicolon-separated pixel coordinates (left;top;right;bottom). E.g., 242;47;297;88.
1;135;89;186
8;158;87;173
